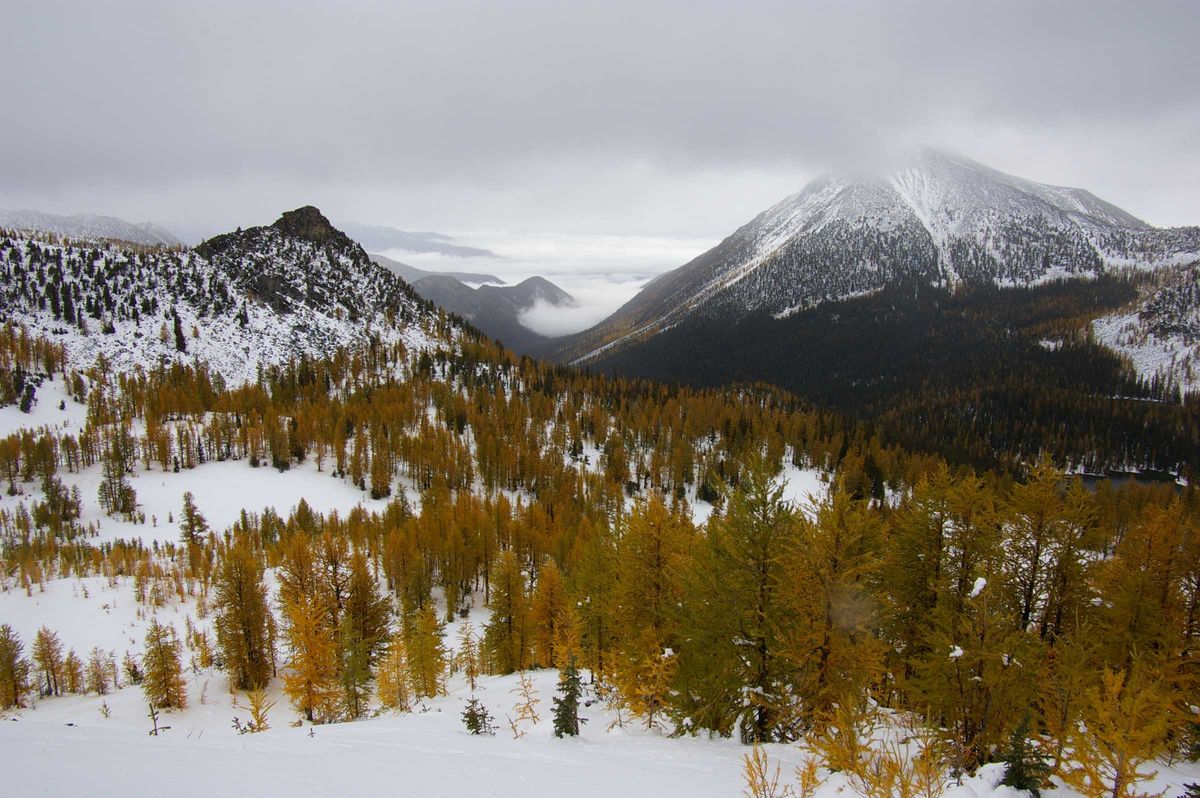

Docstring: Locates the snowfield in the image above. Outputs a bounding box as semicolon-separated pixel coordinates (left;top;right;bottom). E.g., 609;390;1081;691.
0;378;399;547
3;573;1197;798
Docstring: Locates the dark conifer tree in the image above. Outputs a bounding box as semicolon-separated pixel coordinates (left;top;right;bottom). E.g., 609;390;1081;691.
552;660;583;738
462;697;495;735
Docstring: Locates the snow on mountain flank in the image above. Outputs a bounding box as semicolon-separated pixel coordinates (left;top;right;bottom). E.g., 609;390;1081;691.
1093;261;1200;393
570;149;1200;374
0;206;445;384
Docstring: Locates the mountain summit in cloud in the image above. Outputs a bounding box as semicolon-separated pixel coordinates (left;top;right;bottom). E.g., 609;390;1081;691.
561;148;1200;364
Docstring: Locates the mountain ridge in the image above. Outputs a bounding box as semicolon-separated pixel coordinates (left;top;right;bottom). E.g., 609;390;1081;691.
0;206;452;383
339;221;497;258
0;208;182;247
408;273;575;356
368;253;504;285
560;149;1200;365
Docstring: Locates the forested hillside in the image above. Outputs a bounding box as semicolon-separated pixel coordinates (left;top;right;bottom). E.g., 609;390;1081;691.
1;319;1197;796
592;275;1200;478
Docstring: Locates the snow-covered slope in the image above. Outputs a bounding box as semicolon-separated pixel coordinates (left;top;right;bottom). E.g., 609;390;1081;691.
564;149;1200;363
0;207;443;383
1094;261;1200;392
0;209;182;247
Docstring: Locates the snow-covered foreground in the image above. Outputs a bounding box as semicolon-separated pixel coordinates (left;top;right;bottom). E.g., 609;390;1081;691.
5;573;1199;797
1;574;791;798
0;580;1018;798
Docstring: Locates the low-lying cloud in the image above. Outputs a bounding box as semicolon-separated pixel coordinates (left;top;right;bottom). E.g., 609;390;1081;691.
518;275;653;337
383;230;704;336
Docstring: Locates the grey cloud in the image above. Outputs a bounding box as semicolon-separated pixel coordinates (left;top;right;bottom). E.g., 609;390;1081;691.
1;0;1198;235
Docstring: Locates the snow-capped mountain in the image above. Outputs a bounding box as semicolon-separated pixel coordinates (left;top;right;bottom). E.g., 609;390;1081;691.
563;149;1200;363
0;206;443;384
0;208;182;247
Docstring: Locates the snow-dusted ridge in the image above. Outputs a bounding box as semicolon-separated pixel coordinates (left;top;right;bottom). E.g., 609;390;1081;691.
0;208;182;247
1093;261;1200;393
0;206;446;384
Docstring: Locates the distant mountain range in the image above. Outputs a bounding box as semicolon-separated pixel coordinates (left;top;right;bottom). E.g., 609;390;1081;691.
368;253;575;355
339;221;497;258
369;253;504;286
0;209;182;247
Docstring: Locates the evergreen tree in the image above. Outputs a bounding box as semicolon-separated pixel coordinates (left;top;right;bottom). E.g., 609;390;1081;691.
212;541;274;690
675;456;801;741
172;308;187;353
31;625;64;697
179;491;209;571
0;624;30;709
552;660;584;738
462;696;495;735
97;426;137;520
142;620;187;710
999;714;1051;796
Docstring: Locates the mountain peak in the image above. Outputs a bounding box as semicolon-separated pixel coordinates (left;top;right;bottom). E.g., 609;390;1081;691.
561;151;1199;365
271;206;353;247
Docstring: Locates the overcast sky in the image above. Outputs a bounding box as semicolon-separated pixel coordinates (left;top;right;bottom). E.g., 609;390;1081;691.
3;0;1198;254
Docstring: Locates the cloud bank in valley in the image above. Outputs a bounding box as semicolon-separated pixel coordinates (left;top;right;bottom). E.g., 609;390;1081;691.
383;230;710;336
